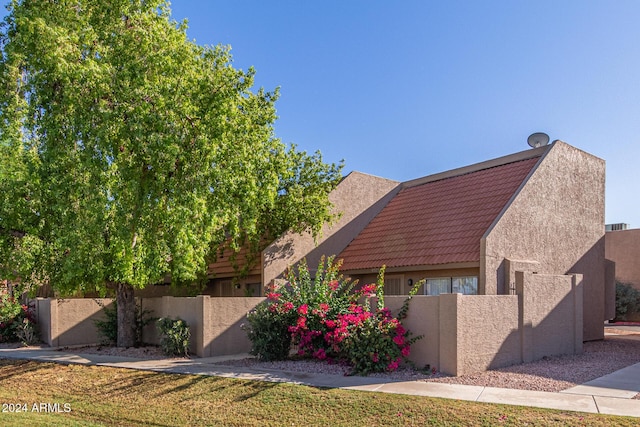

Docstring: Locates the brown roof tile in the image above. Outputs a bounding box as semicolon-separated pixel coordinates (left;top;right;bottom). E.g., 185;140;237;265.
338;157;540;271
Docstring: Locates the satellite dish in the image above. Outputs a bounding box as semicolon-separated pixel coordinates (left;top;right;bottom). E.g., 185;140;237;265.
527;132;550;148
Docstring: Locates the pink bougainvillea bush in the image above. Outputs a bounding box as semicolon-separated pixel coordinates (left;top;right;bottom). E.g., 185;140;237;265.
244;256;422;375
0;292;38;345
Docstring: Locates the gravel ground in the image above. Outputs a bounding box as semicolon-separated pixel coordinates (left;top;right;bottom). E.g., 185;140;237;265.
3;330;639;398
215;334;640;398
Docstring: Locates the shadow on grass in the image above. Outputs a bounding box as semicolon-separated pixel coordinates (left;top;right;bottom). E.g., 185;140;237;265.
0;358;51;381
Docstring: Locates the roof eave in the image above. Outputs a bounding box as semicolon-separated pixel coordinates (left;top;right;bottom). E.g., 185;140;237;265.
343;261;480;275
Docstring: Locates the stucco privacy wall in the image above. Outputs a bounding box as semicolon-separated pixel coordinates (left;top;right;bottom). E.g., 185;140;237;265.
34;297;262;357
35;271;581;375
481;141;607;341
34;298;113;347
606;228;640;289
262;171;399;287
140;296;264;357
516;272;583;362
371;271;582;376
606;229;640;321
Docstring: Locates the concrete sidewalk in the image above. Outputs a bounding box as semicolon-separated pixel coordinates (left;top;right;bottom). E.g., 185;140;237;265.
1;346;639;418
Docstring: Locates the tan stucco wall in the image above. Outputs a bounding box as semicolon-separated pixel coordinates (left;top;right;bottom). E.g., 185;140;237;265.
36;296;264;357
35;298;113;347
452;294;520;375
262;171;399;286
36;270;581;375
140;296;263;357
516;272;583;362
141;296;205;355
382;271;581;376
383;295;440;369
482;141;607;341
606;229;640;289
206;297;264;357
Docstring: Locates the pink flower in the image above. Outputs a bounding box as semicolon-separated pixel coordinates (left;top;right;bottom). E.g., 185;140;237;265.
328;280;339;291
266;292;281;301
313;348;327;360
401;346;411;357
319;303;329;312
359;283;377;297
297;304;309;315
282;301;294;312
324;319;336;329
296;316;307;328
371;353;379;363
387;359;399;371
393;335;405;346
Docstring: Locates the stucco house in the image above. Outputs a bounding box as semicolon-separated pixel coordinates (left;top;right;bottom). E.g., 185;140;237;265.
260;140;614;341
35;139;616;375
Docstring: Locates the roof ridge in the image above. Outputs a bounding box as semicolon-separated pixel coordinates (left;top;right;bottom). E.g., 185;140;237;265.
402;145;548;189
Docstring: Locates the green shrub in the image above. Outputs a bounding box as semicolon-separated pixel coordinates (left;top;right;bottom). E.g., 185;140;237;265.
244;302;296;361
615;282;640;321
94;302;118;346
16;317;39;346
157;317;190;357
244;256;358;361
0;294;38;344
244;256;423;375
94;300;155;346
325;268;424;376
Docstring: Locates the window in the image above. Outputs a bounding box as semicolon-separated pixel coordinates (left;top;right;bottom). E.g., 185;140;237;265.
216;280;233;297
452;277;478;295
383;276;403;295
425;277;478;295
426;278;450;296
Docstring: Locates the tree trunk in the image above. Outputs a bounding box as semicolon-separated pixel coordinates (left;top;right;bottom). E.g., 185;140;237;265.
116;282;136;347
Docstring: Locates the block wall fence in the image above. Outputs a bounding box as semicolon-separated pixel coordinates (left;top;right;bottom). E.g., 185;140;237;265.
33;272;583;376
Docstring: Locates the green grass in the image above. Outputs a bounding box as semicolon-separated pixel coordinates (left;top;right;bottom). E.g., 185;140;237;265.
0;358;636;426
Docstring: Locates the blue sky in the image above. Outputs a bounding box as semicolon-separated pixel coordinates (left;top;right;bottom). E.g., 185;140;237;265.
4;1;640;227
167;1;640;228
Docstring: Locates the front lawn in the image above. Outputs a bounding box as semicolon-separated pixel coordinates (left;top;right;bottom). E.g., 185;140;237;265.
0;359;635;426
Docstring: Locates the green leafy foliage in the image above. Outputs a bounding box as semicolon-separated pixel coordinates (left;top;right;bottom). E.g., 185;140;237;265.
0;293;38;344
157;317;190;357
615;282;640;321
15;316;39;346
243;301;296;361
94;300;155;346
244;256;358;361
244;257;423;375
0;1;342;345
94;302;119;346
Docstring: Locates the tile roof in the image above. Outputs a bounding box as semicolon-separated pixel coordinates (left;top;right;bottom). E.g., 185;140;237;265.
338;156;541;271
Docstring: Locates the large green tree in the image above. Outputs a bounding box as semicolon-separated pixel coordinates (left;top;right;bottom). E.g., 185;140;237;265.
0;0;342;347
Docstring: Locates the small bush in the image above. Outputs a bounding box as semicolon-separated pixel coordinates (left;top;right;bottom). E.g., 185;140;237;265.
94;300;155;346
0;294;38;344
16;317;39;346
157;317;190;357
244;301;296;361
615;282;640;321
244;256;423;375
94;302;118;346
